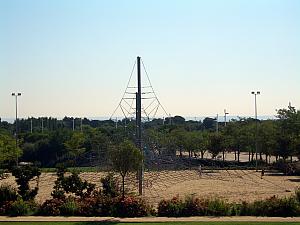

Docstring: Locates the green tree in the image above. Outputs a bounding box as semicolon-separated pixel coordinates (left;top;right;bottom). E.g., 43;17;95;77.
0;132;22;167
276;105;300;160
110;140;143;197
64;132;86;166
208;133;224;159
258;121;277;163
170;128;186;157
11;165;41;201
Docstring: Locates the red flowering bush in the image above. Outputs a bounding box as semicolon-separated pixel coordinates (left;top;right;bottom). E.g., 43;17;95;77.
38;198;64;216
111;196;152;217
77;197;98;216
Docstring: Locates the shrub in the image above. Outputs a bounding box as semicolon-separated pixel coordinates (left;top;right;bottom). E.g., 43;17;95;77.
228;203;241;216
295;188;300;203
51;165;67;199
238;195;300;217
38;198;64;216
262;196;300;217
101;173;120;197
206;198;231;216
77;197;98;216
59;197;79;216
181;195;207;216
0;201;12;216
11;165;41;201
78;195;113;217
158;196;184;217
0;185;18;204
111;196;152;217
158;196;235;217
8;198;33;216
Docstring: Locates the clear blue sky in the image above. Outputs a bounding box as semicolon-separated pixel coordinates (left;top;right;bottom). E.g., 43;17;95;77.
0;0;299;119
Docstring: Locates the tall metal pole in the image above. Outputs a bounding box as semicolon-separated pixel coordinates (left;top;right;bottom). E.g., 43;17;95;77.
30;118;33;133
224;109;229;127
72;118;75;131
216;114;219;133
251;91;260;171
136;56;143;196
41;118;44;133
12;92;21;166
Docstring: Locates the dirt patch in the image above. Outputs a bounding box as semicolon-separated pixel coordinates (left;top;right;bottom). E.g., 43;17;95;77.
0;170;298;206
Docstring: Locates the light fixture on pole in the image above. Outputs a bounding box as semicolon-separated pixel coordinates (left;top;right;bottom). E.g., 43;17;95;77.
251;91;260;171
12;92;21;166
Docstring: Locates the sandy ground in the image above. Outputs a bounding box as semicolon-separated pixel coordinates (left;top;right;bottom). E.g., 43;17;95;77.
178;151;292;163
1;169;299;206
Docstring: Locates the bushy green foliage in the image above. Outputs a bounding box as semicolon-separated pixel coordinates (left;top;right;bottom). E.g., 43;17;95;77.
158;195;232;217
62;171;95;198
0;132;22;166
158;196;184;217
11;165;41;201
239;195;300;217
8;198;36;216
295;188;300;202
59;197;79;216
0;185;18;204
158;194;300;217
51;165;67;199
206;198;231;216
181;195;207;216
51;166;95;199
0;201;12;216
110;140;143;197
100;173;120;197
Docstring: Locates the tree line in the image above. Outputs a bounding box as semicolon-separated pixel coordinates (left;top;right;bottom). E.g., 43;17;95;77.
0;105;299;168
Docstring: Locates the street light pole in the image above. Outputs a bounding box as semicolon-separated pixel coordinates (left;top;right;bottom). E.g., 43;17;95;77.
224;109;229;127
12;92;21;166
251;91;260;171
216;114;219;133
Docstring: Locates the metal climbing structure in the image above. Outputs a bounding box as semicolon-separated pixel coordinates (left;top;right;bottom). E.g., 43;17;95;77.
110;56;169;196
110;57;168;121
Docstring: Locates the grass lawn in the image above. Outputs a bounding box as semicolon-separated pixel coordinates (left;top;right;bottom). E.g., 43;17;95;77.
1;222;300;225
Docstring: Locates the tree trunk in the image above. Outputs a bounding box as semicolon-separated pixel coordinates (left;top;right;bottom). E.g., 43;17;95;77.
237;149;240;162
291;156;293;162
222;150;225;162
201;151;204;159
248;151;251;162
265;154;268;164
234;150;236;161
260;152;262;160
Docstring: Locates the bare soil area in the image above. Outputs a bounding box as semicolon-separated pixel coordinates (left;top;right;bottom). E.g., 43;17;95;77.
0;170;299;206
